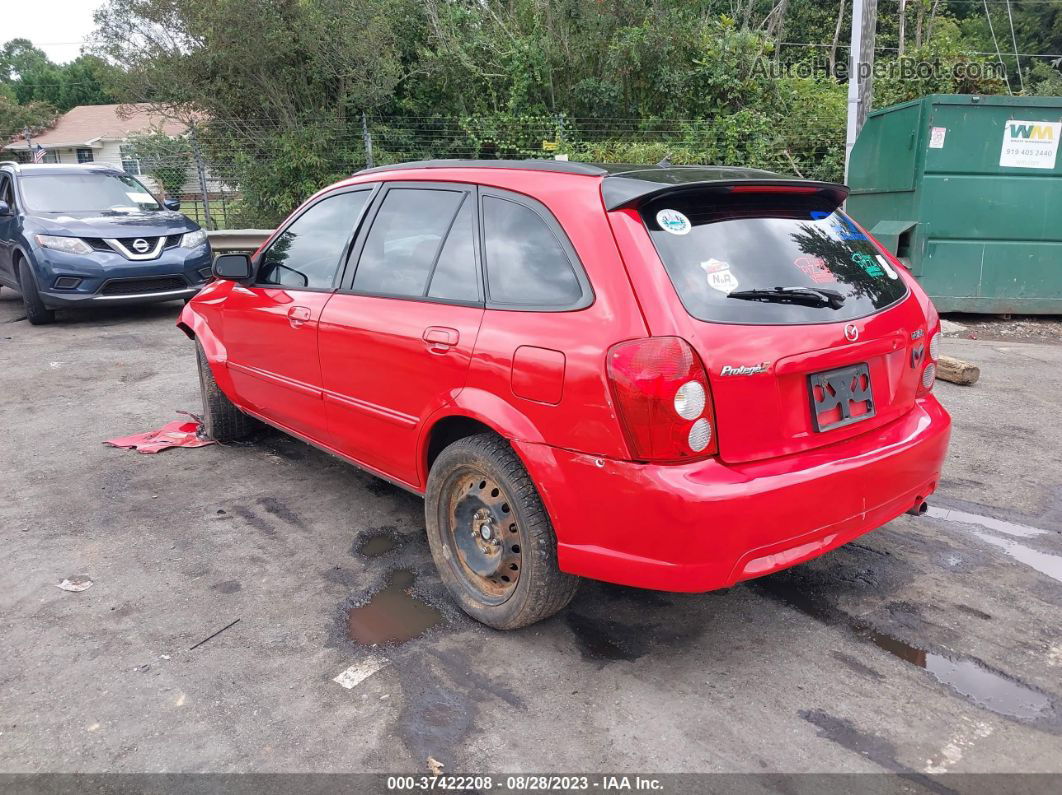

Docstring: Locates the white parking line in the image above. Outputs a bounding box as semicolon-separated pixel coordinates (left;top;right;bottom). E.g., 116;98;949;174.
333;655;390;689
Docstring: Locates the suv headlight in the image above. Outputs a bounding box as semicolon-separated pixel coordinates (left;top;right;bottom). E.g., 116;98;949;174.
180;229;208;249
35;234;92;256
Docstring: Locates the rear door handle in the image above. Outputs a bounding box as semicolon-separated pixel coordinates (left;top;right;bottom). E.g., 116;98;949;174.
288;305;312;328
423;326;459;353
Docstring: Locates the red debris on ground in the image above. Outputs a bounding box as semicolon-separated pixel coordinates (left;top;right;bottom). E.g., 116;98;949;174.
105;414;216;454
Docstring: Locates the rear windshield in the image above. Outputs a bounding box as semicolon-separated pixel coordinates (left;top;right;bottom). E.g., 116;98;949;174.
642;191;908;324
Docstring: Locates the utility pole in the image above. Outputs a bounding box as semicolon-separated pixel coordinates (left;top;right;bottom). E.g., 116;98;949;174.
188;120;213;230
361;112;374;170
845;0;879;184
898;0;907;56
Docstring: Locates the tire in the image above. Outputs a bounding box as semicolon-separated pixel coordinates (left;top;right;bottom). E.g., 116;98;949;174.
17;259;56;325
196;342;258;441
425;433;579;629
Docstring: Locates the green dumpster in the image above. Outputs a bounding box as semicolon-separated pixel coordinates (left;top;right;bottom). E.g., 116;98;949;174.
846;94;1062;314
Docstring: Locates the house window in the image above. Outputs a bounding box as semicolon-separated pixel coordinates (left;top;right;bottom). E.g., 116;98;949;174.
119;145;141;175
76;148;94;164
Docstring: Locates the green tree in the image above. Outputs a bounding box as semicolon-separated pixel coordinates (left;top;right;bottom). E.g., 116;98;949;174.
0;95;57;141
124;128;193;198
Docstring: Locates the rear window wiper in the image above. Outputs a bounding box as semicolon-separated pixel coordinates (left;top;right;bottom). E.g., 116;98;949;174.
727;286;846;310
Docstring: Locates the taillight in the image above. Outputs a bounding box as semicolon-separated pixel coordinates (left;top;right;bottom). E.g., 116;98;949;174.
918;325;941;395
606;337;717;462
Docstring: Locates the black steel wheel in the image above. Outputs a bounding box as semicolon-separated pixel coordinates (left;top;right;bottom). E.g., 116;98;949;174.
425;433;579;629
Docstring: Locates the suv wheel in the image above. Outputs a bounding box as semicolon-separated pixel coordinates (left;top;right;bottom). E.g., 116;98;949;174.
425;433;579;629
196;342;259;441
17;259;56;325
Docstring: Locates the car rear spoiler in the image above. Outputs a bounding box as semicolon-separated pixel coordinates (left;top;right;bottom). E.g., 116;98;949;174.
601;177;849;211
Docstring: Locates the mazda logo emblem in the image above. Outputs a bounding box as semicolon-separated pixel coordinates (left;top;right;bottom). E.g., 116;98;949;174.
844;323;860;342
132;238;150;253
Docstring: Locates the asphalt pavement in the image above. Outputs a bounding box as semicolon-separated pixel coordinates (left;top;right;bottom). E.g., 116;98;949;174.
1;289;1060;776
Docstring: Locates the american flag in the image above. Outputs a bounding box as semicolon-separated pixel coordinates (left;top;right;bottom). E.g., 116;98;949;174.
32;145;46;164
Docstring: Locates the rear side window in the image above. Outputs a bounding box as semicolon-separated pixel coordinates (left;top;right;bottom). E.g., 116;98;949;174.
258;190;370;289
642;191;909;324
482;196;583;308
427;197;479;302
354;188;465;297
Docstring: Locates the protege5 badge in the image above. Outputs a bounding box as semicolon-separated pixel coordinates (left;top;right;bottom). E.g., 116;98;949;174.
720;362;771;376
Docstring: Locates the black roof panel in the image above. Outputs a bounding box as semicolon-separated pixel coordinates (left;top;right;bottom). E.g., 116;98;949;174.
351;159;845;210
357;159;609;176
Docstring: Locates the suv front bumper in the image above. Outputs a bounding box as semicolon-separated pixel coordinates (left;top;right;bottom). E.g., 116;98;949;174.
33;244;212;309
514;396;951;592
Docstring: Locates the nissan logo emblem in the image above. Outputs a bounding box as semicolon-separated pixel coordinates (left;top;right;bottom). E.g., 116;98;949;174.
132;238;150;254
844;323;860;342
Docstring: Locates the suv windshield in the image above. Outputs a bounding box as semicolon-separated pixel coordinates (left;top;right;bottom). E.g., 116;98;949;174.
20;172;162;213
642;190;908;324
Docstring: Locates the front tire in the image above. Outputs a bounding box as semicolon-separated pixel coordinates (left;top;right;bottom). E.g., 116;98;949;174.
17;260;56;325
425;433;579;629
196;342;259;441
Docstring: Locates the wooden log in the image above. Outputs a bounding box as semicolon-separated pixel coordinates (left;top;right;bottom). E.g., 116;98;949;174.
937;355;979;386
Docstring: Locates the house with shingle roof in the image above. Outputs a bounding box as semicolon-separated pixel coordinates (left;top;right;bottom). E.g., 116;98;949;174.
3;103;188;178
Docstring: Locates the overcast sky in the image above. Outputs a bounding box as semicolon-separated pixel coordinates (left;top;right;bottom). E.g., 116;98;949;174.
6;1;106;64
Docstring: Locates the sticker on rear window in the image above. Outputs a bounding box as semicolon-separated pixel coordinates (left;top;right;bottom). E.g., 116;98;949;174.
701;258;739;294
656;209;691;235
852;252;884;277
794;255;835;284
875;254;899;280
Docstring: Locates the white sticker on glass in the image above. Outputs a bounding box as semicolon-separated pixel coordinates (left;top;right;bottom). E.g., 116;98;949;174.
701;258;739;294
656;209;691;235
875;254;899;280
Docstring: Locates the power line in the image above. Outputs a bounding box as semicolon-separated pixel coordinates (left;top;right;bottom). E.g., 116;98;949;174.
1004;0;1026;92
780;41;1062;59
981;0;1013;94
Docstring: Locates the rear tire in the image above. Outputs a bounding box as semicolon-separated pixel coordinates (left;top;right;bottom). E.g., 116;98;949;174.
17;259;56;325
425;433;579;629
196;342;258;441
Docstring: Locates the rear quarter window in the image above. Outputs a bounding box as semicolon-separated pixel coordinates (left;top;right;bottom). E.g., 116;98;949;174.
642;191;909;325
482;194;588;309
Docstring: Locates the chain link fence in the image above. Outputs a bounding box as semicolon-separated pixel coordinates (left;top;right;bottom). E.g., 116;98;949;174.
96;113;846;229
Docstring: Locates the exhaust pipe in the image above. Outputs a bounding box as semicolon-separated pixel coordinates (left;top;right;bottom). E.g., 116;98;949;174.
906;499;928;516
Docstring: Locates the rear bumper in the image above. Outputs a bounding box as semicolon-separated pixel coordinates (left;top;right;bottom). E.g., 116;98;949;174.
514;396;951;592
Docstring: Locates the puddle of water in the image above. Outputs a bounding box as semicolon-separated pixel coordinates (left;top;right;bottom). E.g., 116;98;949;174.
358;533;397;558
346;569;442;646
926;506;1048;538
968;530;1062;584
753;578;1059;727
863;628;1053;721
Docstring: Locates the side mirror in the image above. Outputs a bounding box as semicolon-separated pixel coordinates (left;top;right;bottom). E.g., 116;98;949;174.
163;198;181;211
0;201;11;216
212;253;253;282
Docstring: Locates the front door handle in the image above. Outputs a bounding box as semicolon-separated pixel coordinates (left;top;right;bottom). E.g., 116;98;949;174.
288;305;312;328
423;326;459;353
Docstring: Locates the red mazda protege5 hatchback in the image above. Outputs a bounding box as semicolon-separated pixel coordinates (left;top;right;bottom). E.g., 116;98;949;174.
178;160;950;629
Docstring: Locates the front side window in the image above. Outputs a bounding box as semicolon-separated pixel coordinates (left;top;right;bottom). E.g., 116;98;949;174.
482;196;582;307
257;190;370;289
20;172;161;213
642;191;909;324
353;188;466;298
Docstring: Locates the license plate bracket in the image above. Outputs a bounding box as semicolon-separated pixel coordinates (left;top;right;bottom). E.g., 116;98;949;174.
808;363;875;432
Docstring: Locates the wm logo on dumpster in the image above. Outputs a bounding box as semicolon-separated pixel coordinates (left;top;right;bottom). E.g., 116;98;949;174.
1008;123;1056;141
